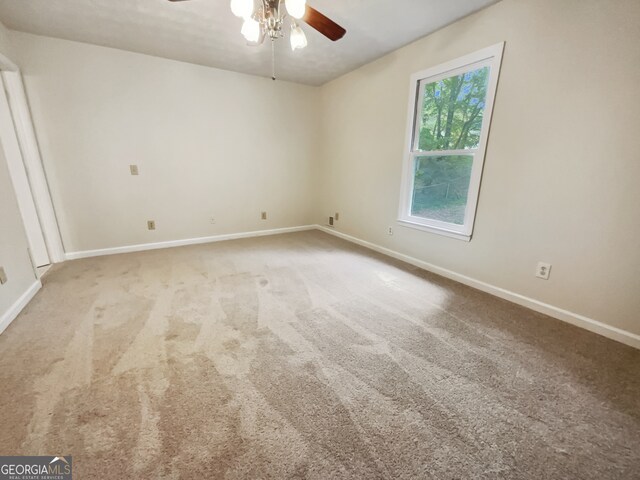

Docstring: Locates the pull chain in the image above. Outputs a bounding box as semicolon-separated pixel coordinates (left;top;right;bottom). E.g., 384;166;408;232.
271;38;276;81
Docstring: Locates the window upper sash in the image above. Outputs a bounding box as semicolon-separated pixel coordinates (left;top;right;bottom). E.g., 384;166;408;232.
411;58;493;154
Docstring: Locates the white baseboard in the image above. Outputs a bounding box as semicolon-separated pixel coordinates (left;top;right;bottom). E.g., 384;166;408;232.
64;225;316;260
0;280;41;335
316;226;640;350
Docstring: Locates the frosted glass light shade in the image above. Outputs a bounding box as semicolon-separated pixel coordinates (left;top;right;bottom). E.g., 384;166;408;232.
241;18;261;43
231;0;253;18
290;24;307;51
285;0;306;19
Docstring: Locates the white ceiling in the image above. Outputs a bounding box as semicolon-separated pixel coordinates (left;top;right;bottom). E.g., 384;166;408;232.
0;0;499;85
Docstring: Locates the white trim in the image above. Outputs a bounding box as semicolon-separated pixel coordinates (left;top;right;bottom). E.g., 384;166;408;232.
0;280;41;335
398;42;505;239
397;219;471;241
412;148;478;157
2;71;65;263
315;226;640;350
65;225;317;260
0;75;50;267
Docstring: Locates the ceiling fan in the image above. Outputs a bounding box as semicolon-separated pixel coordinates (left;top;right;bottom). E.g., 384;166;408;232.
168;0;346;80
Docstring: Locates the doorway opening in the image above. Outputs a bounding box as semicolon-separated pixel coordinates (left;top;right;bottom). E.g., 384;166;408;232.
0;51;64;270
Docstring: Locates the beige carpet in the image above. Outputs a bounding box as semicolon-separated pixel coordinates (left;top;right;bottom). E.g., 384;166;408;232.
1;231;639;479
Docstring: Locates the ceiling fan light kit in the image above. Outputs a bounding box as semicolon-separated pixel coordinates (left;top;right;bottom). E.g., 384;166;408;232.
241;16;261;43
290;22;308;51
170;0;345;80
284;0;306;19
232;0;308;47
230;0;254;19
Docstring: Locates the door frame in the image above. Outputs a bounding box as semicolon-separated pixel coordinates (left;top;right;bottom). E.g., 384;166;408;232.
0;51;64;264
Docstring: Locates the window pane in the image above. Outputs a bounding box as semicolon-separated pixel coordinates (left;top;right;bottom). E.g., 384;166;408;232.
411;155;473;225
417;66;490;151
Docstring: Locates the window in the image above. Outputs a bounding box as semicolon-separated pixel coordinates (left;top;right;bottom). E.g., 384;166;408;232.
398;43;504;241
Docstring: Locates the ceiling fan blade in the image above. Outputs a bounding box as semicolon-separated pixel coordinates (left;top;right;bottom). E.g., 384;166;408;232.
303;5;346;41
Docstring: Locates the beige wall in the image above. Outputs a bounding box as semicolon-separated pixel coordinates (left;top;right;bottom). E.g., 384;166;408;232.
318;0;640;335
0;20;11;56
11;32;321;253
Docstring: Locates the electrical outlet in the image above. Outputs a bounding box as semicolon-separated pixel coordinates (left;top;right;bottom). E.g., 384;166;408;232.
147;220;156;230
388;226;393;235
130;164;139;176
536;262;551;280
210;217;216;224
261;212;267;220
335;212;340;221
0;266;7;285
329;216;334;226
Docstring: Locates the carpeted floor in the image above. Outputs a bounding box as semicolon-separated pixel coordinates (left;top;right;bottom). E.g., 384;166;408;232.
0;231;638;479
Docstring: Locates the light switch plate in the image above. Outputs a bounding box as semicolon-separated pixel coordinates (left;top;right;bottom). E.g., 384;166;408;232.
0;266;7;285
147;220;156;230
130;164;139;175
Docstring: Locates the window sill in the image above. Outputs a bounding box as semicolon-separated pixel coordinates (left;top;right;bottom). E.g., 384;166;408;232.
397;219;471;242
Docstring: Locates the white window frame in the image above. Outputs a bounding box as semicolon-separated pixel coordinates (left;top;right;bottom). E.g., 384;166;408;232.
398;42;504;241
